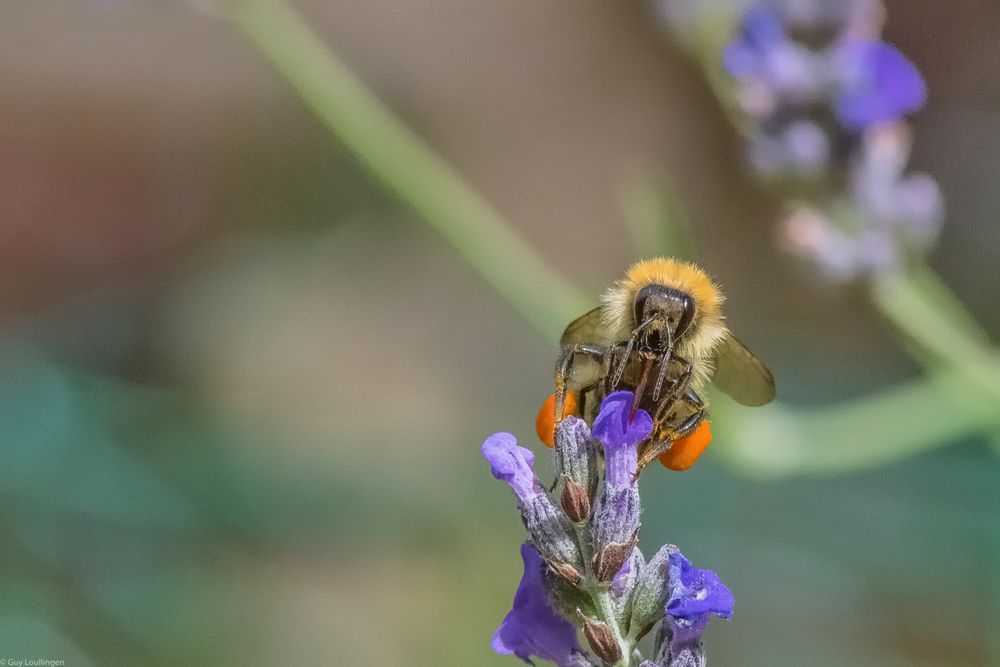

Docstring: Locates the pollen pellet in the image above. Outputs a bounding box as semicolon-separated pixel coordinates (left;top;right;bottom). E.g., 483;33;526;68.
535;392;579;447
658;420;712;471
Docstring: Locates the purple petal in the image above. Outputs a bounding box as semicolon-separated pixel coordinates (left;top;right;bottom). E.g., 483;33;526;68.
592;392;652;486
482;432;542;502
835;41;927;129
491;544;583;666
593;392;653;447
666;551;734;622
738;6;785;52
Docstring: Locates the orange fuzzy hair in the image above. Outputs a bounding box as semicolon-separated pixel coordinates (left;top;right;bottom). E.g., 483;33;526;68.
600;258;728;389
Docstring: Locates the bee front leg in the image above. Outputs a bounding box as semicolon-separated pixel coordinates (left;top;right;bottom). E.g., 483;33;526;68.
599;340;632;394
554;343;607;422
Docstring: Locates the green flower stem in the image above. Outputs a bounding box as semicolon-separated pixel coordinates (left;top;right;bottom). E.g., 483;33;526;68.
225;0;589;341
710;365;1000;477
621;177;697;261
594;588;630;667
572;523;631;666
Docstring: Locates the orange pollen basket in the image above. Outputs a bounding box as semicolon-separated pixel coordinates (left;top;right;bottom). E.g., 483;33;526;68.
535;392;579;447
658;421;712;471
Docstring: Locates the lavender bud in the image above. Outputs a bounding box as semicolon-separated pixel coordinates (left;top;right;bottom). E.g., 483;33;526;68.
555;416;597;491
547;559;583;586
582;617;622;664
592;539;635;585
628;544;677;634
555;416;597;523
561;479;591;523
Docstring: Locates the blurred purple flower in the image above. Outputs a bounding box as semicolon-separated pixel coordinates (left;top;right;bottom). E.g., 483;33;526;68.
665;551;734;650
723;7;784;77
724;7;821;112
834;41;927;129
492;543;586;667
722;1;941;281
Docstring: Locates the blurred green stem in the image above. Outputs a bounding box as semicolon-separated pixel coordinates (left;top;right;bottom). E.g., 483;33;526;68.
225;0;589;340
872;266;1000;404
621;176;697;260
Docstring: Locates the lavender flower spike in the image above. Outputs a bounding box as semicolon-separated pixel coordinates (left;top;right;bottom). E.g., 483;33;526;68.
492;543;591;667
589;391;652;582
482;433;583;576
484;393;734;663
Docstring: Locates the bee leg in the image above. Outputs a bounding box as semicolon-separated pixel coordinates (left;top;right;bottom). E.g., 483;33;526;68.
635;388;706;475
658;356;693;404
600;341;631;394
670;388;706;439
555;343;607;422
635;434;671;479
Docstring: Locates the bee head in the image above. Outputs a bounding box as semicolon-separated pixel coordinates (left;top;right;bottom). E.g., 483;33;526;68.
633;284;695;351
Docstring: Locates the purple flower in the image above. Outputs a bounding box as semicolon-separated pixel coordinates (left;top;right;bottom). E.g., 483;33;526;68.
482;432;582;570
723;6;784;77
665;551;734;650
492;543;585;667
592;391;652;486
723;6;822;110
589;392;652;581
483;432;543;502
834;41;927;129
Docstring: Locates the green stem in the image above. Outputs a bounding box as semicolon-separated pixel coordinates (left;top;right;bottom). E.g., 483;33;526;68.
225;0;590;341
594;588;630;667
573;523;631;666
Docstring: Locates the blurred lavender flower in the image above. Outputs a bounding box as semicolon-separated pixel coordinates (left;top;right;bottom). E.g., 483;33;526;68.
484;392;732;666
718;0;942;281
833;41;926;129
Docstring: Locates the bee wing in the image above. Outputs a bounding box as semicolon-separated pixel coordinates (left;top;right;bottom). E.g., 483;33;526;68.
711;332;776;406
560;307;615;347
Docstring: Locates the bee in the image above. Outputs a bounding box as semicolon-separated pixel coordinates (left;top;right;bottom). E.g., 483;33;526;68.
552;258;775;473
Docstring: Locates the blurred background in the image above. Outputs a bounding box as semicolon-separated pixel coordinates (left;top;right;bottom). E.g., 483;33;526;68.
1;1;998;665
